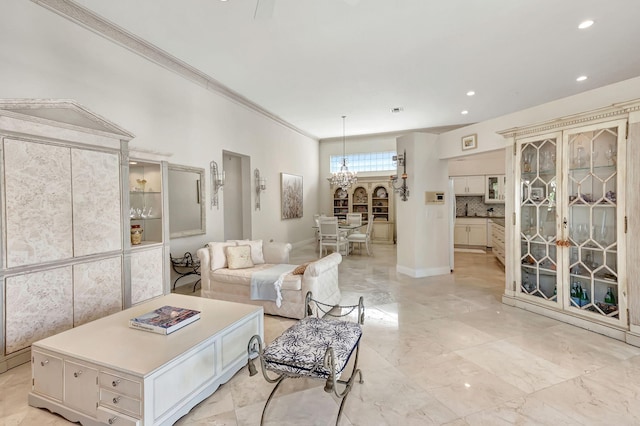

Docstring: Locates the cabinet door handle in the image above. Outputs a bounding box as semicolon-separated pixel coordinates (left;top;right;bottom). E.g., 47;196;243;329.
112;380;121;387
112;396;121;404
108;416;118;425
40;360;49;366
73;371;82;378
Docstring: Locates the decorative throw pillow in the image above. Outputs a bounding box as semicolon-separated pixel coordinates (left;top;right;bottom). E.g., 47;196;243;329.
226;245;254;270
208;241;237;271
230;239;265;264
292;262;310;275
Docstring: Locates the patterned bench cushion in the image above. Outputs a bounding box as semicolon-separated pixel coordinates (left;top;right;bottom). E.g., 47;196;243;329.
263;317;362;379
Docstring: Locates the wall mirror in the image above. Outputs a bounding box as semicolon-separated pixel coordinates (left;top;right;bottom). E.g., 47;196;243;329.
168;164;206;238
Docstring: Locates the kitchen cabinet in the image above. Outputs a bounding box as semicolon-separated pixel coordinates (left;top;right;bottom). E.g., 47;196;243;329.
454;218;487;246
453;175;485;195
485;175;506;203
491;220;505;266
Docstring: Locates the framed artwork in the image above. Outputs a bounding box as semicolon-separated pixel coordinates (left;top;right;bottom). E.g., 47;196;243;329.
281;173;303;219
461;134;477;151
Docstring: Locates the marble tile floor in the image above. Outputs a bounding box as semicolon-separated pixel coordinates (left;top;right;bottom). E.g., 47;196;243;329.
3;242;640;425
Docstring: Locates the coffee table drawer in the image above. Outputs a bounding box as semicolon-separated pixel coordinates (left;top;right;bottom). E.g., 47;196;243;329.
100;372;141;399
100;388;141;417
97;406;140;426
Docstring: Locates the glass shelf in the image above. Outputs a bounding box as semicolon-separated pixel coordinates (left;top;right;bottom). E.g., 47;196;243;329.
129;162;163;245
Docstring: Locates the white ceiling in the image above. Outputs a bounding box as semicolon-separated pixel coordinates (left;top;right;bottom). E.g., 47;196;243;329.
73;0;640;139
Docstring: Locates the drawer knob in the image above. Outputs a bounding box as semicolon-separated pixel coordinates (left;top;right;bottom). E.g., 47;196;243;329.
113;396;121;404
40;360;49;366
112;379;121;387
108;416;118;424
73;371;82;378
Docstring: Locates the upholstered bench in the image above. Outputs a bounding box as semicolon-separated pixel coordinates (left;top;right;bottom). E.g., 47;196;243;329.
247;293;365;425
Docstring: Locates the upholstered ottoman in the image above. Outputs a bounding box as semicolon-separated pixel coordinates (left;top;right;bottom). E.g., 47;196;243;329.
247;295;365;425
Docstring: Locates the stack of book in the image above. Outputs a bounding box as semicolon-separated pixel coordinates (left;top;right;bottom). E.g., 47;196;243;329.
129;305;201;335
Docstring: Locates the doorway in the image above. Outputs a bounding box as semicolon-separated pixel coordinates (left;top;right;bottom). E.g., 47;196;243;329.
223;151;252;240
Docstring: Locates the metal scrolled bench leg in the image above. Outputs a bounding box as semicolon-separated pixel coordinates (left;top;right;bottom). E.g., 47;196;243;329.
247;292;365;426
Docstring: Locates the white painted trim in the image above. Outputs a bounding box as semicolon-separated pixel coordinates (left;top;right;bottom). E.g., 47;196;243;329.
31;0;317;140
396;264;450;278
510;297;630;343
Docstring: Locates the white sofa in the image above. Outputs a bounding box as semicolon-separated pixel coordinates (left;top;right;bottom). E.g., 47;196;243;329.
196;240;342;319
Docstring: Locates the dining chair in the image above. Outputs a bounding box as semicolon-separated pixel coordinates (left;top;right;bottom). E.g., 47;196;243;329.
319;220;349;258
347;220;374;255
346;213;362;226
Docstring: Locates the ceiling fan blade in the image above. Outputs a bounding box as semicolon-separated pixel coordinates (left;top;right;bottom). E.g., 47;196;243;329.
254;0;275;19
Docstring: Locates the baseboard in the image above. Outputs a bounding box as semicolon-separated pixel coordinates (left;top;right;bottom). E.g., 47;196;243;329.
506;296;628;343
396;264;451;278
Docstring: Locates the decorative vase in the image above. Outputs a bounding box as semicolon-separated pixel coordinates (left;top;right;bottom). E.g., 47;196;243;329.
131;224;143;245
136;178;147;192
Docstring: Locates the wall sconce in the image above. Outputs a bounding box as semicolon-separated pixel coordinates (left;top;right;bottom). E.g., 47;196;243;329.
390;149;409;201
254;168;267;210
210;160;225;209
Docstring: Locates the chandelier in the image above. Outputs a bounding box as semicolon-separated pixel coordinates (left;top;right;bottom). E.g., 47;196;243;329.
327;115;357;191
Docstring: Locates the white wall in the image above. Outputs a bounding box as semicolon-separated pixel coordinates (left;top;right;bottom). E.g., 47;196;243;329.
448;149;506;176
438;76;640;159
396;132;451;277
0;0;319;253
319;132;403;216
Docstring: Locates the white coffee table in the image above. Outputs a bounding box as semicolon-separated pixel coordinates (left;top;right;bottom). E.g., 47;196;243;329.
29;293;263;426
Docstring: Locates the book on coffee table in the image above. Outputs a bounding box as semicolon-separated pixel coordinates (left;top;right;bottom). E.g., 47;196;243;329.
129;305;201;335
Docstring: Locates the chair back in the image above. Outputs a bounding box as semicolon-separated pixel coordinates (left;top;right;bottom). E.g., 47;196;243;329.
347;213;362;226
319;220;340;239
364;219;374;236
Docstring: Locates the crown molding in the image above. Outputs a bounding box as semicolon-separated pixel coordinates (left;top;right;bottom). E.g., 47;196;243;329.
498;99;640;138
30;0;317;140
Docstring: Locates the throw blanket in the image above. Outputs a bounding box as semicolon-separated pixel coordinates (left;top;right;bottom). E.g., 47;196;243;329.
250;264;297;308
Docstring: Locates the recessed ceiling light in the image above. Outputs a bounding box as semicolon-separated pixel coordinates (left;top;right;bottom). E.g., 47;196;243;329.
466;91;475;97
391;107;404;113
578;20;594;29
576;75;588;82
461;110;469;115
129;161;138;165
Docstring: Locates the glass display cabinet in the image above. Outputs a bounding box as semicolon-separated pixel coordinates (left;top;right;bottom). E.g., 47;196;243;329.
351;186;369;222
516;120;626;327
129;161;163;245
333;188;349;221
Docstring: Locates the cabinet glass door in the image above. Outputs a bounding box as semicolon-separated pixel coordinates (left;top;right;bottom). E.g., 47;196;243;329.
565;125;622;320
516;120;626;327
487;176;499;201
519;137;559;304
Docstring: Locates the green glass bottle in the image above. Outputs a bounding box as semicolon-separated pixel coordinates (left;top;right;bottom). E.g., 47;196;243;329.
581;287;589;306
604;287;616;305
